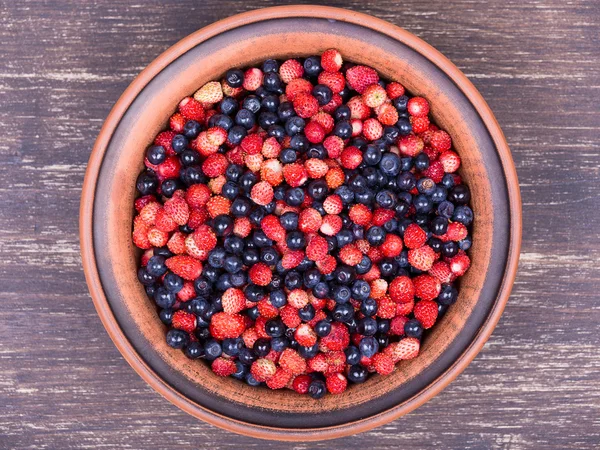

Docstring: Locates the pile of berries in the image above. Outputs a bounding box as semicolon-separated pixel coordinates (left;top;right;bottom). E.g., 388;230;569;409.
133;49;473;398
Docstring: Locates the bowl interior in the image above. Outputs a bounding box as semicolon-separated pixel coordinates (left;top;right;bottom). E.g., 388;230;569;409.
91;16;510;429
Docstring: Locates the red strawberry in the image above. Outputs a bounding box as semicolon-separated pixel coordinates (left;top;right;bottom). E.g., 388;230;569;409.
147;228;168;247
194;81;223;104
165;256;202;280
311;111;335;134
185;184;211;208
154;131;176;155
318;71;346;93
389;315;408;336
363;118;383;141
349;204;372;226
407;97;430;117
386;82;405;99
221;288;246;314
249;262;272;286
372;352;395;375
323;135;344;158
370;278;388;299
413;274;442;301
292;374;312;394
178;97;205;122
281;250;305;270
279;59;304;83
381;234;403;258
261;215;286;242
164;195;189;225
439;150;461;173
251;358;277;382
192;224;217;252
257;298;279;319
266;367;292;390
389;276;415;303
167;231;186;254
376;103;399;126
211;357;237;377
372;208;395;226
414;300;438;329
202;153;228;178
242;67;263;91
157;155;181;179
422;160;445;183
206;127;228;146
298;208;322;233
306;235;328;261
408;245;436;271
279;348;307;375
316;255;337;274
210;312;246;339
321;48;343;72
362;84;387;108
308;353;329;372
429;261;455;283
304;120;326;143
323;195;343;215
339;244;362;266
340;146;363;169
449;252;471;276
280;304;302;328
171;310;196;333
293;93;319;118
250;180;274;206
377;295;396;319
295;323;317;347
320;214;342;236
384;337;420;362
403;223;427;249
325;167;345;189
410;115;430;134
398;134;424;157
288;289;309;309
346;96;371;120
346;65;379;94
430;130;452;152
283;163;308;187
305;158;328;178
320;322;350;351
169;112;186;133
206;196;231;218
326;373;347;394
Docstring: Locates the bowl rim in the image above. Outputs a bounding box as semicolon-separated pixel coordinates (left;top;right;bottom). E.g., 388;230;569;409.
80;5;522;441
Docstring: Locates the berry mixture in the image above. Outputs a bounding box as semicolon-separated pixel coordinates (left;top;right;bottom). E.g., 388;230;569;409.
133;49;473;398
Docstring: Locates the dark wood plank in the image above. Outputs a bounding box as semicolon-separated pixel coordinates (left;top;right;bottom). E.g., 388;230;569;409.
1;0;599;448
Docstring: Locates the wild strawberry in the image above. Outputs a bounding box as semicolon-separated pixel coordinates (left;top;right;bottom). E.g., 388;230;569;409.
363;118;383;141
377;295;396;319
184;233;206;260
346;65;379;94
279;59;304;83
220;287;246;314
211;357;237;377
257;298;279;319
370;278;388;299
303;120;326;143
398;134;424;157
167;231;186;254
306;235;328;261
323;135;344;158
355;239;370;254
379;234;402;258
266;368;292;390
201;153;228;178
242;67;262;91
292;374;312;394
205;127;227;148
311;111;335;134
371;208;395;226
396;299;415;316
305;158;328;178
372;352;395;375
444;222;468;241
362;84;387;108
191;224;217;252
298;208;322;233
251;358;277;382
193;131;219;156
422;160;445;183
386;82;405;99
321;93;343;113
346;96;371;120
376;103;399;126
185;184;211;209
244;153;263;172
221;79;243;97
285;77;312;101
403;223;427;249
154;131;176;155
210;312;246;339
389;315;408;336
349;204;372;226
240;134;263;155
194;81;223;104
414;300;438;329
413;274;441;301
439;150;461;173
241;327;259;349
147;228;168;247
325;166;345;189
410;115;430;134
339;244;362;266
430;130;452;152
293;93;319;118
295;323;317;347
287;289;309;309
250;181;274;206
320;214;342;236
231;217;251;238
316;255;337;274
429;261;454;283
308;353;329;372
384;337;420;362
134;195;156;212
157;155;181;179
279;348;307;375
389;276;415;303
261;137;281;159
325;351;346;376
321;48;343;72
206;196;230;218
248;262;272;286
326;373;347;394
367;247;384;264
340;146;363;169
282;163;308;187
280;304;302;328
318;71;346;93
178;97;205;122
281;250;305;270
407;97;430;117
164;195;189;225
171;310;196;333
261;215;286;241
177;281;196;302
132;226;151;250
169;112;186;132
350;118;363;136
208;175;226;194
449;252;471;276
139;202;160;226
320;322;350;351
408;245;436;271
322;195;343;215
165;255;202;281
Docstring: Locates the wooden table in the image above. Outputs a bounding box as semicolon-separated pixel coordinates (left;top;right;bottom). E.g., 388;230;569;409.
2;1;599;448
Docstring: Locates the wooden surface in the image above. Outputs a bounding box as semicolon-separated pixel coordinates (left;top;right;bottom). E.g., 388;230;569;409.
1;1;598;448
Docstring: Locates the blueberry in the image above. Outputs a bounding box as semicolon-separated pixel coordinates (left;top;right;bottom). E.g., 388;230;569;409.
366;226;386;246
376;334;389;348
417;177;436;196
280;147;297;164
449;185;471;205
303;56;322;76
159;308;173;325
413;194;433;214
307;179;328;201
299;304;316;322
335;185;355;204
358;336;379;358
230;197;251;217
431;186;448;203
184;342;205;359
220;97;239;116
204;339;222;360
428;237;443;253
146;145;166;165
375;189;396;208
265;318;285;338
442;173;456;189
222;338;243;357
228;125;247;145
459;235;472;251
357;317;377;336
223;255;242;274
348;173;367;192
245;373;261;386
243;95;261;114
166;329;189;349
333;303;354;322
298;343;319;359
363;144;381;166
209;113;234;130
383;126;400;144
397;171;416;191
264;72;283;92
334;105;351;121
278;101;296;121
221;181;239;200
163;272;184;293
208;247;226;268
261;94;280;112
404;319;423;338
183;120;201;138
225;68;244;88
284;271;302;290
333;265;356;285
180;149;200;167
136;171;158;195
437;200;455;219
246;305;260;320
355;255;372;275
285;187;305;206
352;280;371;301
285;116;305;135
171;134;188;154
438;283;458;305
235;108;255;129
397;118;412;135
453;205;474;225
313;84;332;106
248;208;266;227
332;285;352;304
393;95;409;111
307;144;327;159
271;336;289;352
262;59;279;73
213;214;234;237
315;320;332;337
290;134;309;152
431;216;448;235
379;258;398;277
303;268;321;289
261;246;279;265
280;211;299;230
312;281;330;299
377;319;391;334
333;120;352;139
442;241;459;258
308;380;327;399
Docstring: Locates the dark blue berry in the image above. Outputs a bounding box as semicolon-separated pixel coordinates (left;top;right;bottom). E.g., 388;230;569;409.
166;329;189;349
358;336;379;358
404;319;423;338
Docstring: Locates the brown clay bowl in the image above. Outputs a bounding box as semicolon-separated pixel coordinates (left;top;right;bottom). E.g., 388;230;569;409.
80;5;521;441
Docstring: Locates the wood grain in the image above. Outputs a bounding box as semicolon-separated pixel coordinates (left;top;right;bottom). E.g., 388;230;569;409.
1;0;599;448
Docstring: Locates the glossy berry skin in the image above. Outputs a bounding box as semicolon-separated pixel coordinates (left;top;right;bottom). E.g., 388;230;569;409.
166;329;189;349
404;319;424;339
308;380;327;399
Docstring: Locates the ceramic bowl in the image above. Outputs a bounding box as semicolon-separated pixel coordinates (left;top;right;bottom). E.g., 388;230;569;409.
80;5;521;441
